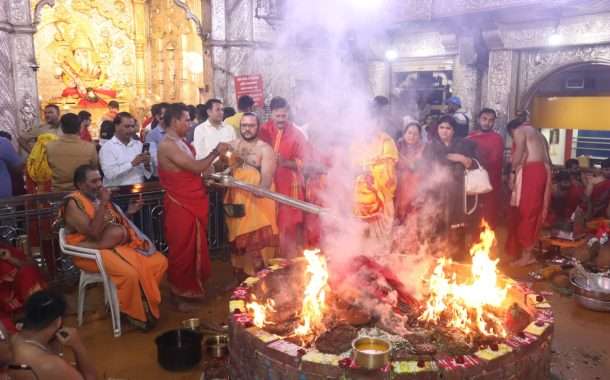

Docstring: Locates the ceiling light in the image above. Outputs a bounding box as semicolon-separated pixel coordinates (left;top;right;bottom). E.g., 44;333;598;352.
548;32;563;46
385;49;398;61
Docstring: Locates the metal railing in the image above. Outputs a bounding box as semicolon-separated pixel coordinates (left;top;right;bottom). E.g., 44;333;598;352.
0;182;229;286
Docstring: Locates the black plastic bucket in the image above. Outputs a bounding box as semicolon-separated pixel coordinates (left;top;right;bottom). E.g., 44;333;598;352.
155;329;202;371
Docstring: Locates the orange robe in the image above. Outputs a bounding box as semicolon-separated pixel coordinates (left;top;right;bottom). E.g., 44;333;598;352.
64;191;167;323
159;144;210;298
259;121;307;258
225;165;278;275
352;132;398;239
467;130;504;228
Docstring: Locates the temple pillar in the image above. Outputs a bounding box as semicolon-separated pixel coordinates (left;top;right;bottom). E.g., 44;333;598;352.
0;4;18;143
452;34;481;121
133;0;147;99
486;49;519;132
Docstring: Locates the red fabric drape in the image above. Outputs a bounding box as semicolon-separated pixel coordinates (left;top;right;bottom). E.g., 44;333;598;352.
159;168;210;298
259;121;308;257
506;161;549;257
467;131;504;228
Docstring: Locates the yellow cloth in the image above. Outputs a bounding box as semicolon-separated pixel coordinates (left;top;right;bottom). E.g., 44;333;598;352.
26;133;59;184
351;132;398;238
225;165;278;241
225;165;278;275
224;112;244;134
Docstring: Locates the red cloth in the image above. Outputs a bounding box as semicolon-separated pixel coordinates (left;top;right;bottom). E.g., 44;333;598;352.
259;121;308;257
591;179;610;204
395;142;423;224
563;183;585;218
61;88;117;108
0;242;46;315
80;127;92;142
159;161;210;298
468;130;504;227
506;161;549;257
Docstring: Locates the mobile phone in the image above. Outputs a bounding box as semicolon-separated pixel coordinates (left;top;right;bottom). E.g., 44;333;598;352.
142;142;150;154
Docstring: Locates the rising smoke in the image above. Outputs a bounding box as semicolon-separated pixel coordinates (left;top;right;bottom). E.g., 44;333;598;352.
271;0;455;322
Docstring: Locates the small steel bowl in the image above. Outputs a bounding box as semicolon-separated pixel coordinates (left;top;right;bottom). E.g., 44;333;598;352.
181;318;201;332
352;337;391;370
205;335;229;358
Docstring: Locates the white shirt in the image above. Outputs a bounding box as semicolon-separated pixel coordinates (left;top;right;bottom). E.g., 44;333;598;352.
193;119;236;160
99;136;153;186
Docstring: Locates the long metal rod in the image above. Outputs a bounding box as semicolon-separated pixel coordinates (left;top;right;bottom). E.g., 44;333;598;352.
207;174;328;215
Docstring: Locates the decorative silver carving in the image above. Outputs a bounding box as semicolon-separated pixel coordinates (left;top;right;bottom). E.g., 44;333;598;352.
486;50;515;120
499;13;610;50
395;32;451;58
368;61;388;96
432;0;571;18
19;93;35;133
211;0;226;40
453;59;479;118
9;0;28;24
0;2;8;22
518;44;610;108
0;30;17;142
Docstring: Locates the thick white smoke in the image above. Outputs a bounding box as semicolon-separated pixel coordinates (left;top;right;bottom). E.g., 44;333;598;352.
269;0;454;321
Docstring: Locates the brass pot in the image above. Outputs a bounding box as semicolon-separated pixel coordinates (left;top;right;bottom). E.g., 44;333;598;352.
181;318;201;332
205;335;229;358
352;337;391;370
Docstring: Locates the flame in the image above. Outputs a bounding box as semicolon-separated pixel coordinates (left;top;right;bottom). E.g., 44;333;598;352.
419;221;509;338
294;249;329;337
246;296;276;328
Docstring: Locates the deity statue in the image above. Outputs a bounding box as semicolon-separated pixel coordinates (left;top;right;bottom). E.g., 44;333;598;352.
46;4;116;107
20;95;36;133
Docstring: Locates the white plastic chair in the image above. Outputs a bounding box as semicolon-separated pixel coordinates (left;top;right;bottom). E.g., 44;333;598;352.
58;228;122;337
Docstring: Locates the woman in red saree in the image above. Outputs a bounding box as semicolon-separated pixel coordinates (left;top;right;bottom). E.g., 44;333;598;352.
0;241;46;332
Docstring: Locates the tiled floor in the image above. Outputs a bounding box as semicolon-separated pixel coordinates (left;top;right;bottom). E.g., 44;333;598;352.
62;258;609;380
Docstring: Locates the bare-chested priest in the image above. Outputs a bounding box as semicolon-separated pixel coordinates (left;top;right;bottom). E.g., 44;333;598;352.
506;116;552;266
224;112;278;280
157;103;230;311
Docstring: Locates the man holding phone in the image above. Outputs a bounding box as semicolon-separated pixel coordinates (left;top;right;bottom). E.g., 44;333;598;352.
99;112;153;187
11;291;97;380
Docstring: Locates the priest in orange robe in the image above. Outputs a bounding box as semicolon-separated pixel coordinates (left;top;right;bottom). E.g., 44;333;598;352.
62;165;167;330
225;113;278;276
157;103;230;310
259;97;308;258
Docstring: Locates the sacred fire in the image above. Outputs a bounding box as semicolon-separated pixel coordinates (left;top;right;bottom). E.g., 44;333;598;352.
243;222;524;354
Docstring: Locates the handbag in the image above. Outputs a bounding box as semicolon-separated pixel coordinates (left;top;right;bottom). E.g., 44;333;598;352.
464;159;492;196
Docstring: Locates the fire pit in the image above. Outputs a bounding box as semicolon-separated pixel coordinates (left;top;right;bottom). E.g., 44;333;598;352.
228;226;553;379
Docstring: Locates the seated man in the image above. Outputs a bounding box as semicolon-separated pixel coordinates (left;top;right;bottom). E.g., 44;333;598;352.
584;159;610;219
549;170;585;223
11;291;97;380
62;165;167;330
0;241;46;332
225;113;278;278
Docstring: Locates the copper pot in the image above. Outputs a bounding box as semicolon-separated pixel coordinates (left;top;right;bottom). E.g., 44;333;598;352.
352;337;391;370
